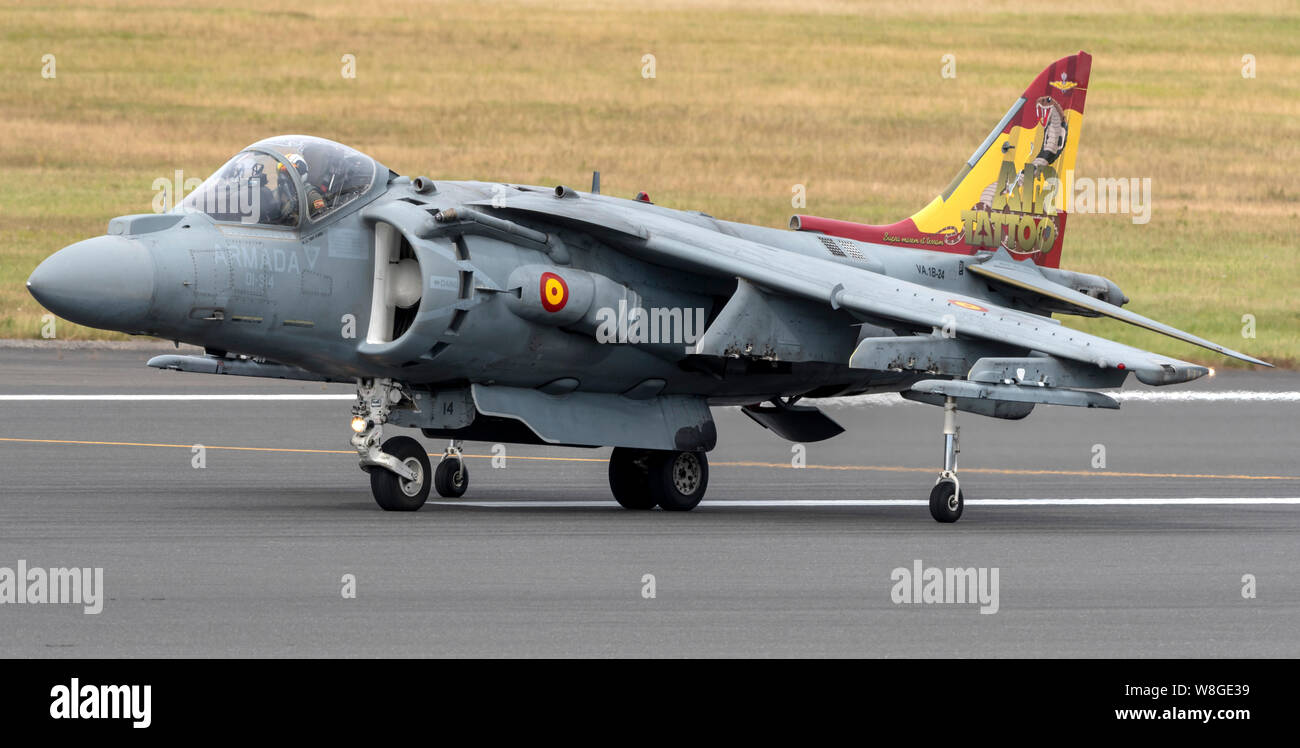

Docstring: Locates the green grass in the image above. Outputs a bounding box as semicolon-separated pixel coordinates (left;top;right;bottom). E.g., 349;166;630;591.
1;0;1296;366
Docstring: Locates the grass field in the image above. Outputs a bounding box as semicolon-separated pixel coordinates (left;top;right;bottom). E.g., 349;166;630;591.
1;0;1296;366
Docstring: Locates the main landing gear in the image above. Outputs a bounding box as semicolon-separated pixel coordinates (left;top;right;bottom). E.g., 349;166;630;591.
608;447;709;511
929;396;965;523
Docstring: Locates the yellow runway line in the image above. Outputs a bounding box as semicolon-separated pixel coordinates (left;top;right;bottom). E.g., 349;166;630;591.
0;436;1296;481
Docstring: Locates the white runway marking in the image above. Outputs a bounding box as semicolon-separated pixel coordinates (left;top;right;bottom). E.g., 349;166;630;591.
431;497;1300;508
1110;390;1300;403
0;391;1296;403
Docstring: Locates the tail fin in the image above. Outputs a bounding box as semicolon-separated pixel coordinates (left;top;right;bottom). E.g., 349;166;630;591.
792;51;1091;269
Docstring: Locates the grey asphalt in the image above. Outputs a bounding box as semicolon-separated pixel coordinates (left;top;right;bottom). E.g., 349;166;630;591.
1;347;1297;657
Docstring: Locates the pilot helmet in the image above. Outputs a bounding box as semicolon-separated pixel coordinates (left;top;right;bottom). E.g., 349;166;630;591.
283;153;309;178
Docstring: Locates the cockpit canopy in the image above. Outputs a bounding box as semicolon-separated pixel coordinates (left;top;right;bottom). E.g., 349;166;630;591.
178;135;386;228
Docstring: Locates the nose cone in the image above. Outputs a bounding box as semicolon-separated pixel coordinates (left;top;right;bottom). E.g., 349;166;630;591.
27;236;156;332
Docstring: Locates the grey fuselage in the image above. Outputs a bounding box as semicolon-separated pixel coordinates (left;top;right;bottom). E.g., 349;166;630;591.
40;173;1040;408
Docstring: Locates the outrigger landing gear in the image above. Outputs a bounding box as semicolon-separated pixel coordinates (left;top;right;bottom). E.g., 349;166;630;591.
608;448;709;511
351;378;432;511
929;396;965;523
434;440;469;498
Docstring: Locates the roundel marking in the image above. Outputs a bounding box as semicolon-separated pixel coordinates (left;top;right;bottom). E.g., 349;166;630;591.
540;272;569;313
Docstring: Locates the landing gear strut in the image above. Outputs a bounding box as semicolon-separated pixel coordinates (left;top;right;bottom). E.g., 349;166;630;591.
608;448;709;511
434;440;469;498
351;378;432;511
929;396;965;523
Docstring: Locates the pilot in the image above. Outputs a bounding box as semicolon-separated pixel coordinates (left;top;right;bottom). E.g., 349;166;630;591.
285;153;308;179
267;155;308;224
300;143;342;219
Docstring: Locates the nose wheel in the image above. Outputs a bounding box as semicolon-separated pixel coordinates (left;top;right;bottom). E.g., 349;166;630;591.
351;378;438;511
369;435;432;511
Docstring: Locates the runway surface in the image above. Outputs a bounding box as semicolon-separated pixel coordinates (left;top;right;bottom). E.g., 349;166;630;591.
1;346;1298;657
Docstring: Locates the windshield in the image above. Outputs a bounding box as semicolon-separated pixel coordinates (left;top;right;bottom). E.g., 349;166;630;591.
254;136;378;221
178;151;300;227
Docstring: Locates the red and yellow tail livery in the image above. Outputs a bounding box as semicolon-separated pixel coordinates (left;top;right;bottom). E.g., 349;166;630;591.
793;51;1092;269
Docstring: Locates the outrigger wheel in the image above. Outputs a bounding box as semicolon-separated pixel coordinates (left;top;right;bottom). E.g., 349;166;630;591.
369;435;432;511
929;479;964;523
929;395;965;523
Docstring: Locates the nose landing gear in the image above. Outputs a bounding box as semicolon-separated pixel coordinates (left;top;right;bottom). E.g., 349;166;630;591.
369;436;432;511
352;378;434;511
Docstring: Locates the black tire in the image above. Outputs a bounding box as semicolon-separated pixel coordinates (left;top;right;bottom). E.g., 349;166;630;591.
609;447;657;510
648;450;709;511
434;458;468;498
370;436;431;511
928;480;964;523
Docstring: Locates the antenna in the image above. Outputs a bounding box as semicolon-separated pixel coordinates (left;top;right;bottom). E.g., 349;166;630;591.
591;171;601;195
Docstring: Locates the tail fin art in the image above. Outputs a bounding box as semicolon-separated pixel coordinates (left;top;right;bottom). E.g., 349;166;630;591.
792;51;1092;269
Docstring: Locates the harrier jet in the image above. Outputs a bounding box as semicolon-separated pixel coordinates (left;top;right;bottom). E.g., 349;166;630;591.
27;51;1268;521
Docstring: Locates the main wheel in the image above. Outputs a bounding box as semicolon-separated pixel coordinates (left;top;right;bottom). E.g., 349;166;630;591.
648;450;709;511
370;436;431;511
609;447;657;510
928;480;964;523
434;458;468;498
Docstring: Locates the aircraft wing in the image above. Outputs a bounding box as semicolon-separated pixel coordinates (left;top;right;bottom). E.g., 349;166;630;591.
966;248;1269;366
473;194;1263;386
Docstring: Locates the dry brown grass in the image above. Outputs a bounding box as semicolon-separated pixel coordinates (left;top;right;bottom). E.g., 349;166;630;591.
1;0;1296;365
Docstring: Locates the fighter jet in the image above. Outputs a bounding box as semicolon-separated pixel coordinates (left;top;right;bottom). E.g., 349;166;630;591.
26;51;1268;521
